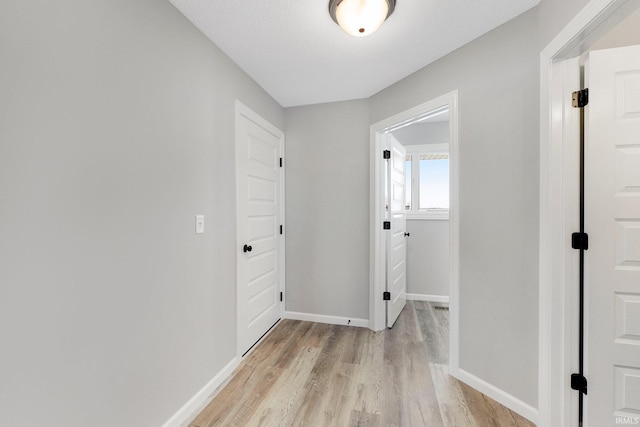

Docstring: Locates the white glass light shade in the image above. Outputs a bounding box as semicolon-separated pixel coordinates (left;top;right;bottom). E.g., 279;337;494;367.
334;0;390;37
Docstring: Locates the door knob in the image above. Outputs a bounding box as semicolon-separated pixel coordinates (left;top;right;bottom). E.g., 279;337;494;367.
404;232;410;237
243;244;253;253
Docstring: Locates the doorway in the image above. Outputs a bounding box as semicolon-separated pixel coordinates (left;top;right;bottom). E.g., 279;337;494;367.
369;90;460;372
390;106;451;305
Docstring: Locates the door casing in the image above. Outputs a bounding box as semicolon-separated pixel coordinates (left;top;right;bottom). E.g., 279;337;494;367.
369;90;460;367
539;1;640;425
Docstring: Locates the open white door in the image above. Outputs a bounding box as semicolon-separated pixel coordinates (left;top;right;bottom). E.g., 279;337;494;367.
386;137;407;328
236;103;283;356
585;45;640;426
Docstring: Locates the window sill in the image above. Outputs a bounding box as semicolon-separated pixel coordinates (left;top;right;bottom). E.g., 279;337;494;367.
406;210;449;221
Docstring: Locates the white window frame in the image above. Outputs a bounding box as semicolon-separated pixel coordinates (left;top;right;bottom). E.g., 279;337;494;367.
405;143;450;220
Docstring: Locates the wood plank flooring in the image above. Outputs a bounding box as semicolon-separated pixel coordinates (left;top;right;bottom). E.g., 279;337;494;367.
188;301;535;427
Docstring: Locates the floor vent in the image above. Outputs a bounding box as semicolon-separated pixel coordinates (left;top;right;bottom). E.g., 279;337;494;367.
434;306;449;311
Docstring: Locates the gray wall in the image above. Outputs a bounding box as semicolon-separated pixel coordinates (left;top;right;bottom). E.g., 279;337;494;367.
284;103;452;311
284;100;370;320
369;0;590;408
392;121;449;146
591;6;640;50
0;1;283;426
406;220;450;297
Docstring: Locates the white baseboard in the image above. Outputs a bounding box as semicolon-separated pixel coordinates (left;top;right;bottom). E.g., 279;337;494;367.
162;356;240;427
284;311;368;328
407;293;450;304
451;367;538;425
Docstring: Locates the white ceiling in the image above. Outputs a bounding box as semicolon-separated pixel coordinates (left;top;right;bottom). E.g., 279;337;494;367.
169;0;540;107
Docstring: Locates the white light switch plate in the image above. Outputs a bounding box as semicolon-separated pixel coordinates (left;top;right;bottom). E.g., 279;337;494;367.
195;215;205;234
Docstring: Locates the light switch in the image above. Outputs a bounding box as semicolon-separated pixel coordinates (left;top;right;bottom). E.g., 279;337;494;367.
195;215;205;234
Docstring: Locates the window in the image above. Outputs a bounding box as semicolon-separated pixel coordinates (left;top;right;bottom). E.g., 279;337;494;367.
405;157;412;210
405;147;449;219
419;153;449;210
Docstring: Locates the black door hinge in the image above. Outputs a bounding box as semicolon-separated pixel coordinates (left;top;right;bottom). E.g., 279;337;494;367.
383;150;391;159
572;232;589;250
571;373;588;395
279;157;283;167
383;221;391;230
383;291;391;301
280;292;283;302
572;89;589;108
280;225;283;235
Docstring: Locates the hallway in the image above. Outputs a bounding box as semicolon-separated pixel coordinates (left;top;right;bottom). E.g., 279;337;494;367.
188;302;534;426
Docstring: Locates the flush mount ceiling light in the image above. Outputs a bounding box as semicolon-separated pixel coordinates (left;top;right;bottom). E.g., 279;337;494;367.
328;0;396;37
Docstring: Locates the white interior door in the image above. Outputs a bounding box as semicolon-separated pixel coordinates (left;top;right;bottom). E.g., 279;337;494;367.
236;104;283;356
585;45;640;426
386;137;407;328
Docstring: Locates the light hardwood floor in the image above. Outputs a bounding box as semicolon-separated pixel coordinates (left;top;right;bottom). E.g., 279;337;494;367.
188;301;535;427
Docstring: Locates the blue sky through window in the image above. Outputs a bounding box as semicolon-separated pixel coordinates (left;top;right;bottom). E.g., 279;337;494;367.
419;159;449;209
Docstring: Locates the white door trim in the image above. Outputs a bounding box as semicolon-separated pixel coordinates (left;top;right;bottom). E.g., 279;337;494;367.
369;90;460;370
234;100;285;358
539;1;639;425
